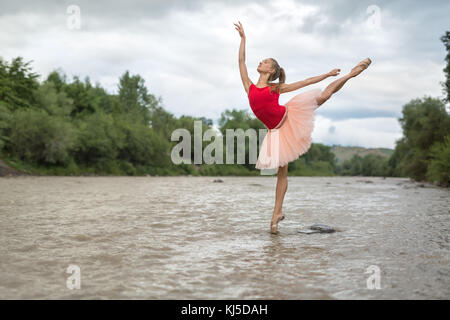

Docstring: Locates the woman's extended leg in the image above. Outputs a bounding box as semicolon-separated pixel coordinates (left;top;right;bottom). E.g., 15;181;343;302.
316;58;371;107
270;164;288;234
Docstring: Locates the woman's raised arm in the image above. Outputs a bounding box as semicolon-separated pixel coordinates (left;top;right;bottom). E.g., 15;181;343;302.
280;68;341;94
234;21;252;95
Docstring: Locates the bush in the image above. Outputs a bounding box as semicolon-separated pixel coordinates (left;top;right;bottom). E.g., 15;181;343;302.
426;135;450;186
0;102;12;150
73;112;125;165
9;108;75;165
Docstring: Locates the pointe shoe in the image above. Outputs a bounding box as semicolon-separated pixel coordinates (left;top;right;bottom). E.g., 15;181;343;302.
270;221;279;234
350;58;371;77
270;214;284;234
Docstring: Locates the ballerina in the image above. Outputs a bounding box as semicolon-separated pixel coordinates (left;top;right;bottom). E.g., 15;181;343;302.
234;21;371;234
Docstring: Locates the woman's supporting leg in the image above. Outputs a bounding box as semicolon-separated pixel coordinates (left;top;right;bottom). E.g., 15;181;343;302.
270;164;288;233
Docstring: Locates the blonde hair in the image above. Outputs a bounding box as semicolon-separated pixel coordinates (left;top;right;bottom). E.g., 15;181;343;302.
268;58;286;94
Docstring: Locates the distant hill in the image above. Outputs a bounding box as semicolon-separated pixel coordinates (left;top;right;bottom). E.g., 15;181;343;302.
329;145;394;165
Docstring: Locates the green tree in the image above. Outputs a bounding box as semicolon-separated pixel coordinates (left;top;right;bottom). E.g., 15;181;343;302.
426;135;450;186
62;76;100;116
9;108;75;165
361;154;389;176
45;69;67;92
0;57;39;110
0;102;12;150
118;71;159;125
149;105;178;139
218;108;264;134
73;111;125;166
388;137;409;177
440;31;450;103
396;96;450;181
115;113;170;167
34;82;74;117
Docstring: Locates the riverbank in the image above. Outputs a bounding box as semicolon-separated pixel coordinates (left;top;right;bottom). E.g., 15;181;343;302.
0;154;445;189
0;157;31;177
0;153;332;177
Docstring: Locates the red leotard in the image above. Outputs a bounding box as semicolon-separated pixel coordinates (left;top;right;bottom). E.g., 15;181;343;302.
248;83;287;129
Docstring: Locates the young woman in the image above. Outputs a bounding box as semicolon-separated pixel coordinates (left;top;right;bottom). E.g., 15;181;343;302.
234;21;371;234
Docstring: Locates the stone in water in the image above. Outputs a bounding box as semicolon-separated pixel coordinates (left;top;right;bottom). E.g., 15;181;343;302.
310;224;335;233
298;224;336;234
298;229;321;234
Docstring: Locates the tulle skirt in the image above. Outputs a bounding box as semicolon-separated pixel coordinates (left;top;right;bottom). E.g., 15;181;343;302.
255;88;322;170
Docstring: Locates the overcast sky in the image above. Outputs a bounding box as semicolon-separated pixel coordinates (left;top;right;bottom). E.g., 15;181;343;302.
1;0;449;149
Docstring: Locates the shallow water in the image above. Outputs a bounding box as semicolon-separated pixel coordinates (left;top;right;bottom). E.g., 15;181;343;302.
0;176;449;299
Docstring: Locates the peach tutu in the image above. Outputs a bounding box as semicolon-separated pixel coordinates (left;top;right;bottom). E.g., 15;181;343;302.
255;88;322;170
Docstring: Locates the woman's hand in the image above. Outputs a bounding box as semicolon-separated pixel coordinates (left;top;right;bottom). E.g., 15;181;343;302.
234;21;245;39
328;68;341;76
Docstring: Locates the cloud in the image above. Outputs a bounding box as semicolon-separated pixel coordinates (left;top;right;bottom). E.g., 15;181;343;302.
313;115;403;149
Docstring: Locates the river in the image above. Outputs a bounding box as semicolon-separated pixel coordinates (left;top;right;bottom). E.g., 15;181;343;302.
0;176;449;299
